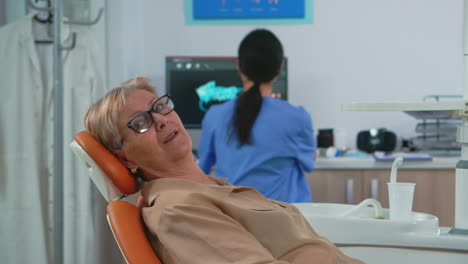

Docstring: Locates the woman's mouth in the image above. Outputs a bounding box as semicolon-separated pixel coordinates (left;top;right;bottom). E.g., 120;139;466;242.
164;131;179;144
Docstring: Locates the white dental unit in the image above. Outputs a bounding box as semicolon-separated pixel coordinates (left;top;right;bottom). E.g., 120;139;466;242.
294;155;468;263
292;1;468;263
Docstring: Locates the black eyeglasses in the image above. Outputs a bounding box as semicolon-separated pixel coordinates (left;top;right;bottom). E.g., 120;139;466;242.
126;94;175;134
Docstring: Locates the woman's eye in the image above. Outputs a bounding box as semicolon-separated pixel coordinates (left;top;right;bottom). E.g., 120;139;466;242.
134;121;145;128
154;103;164;112
131;116;147;129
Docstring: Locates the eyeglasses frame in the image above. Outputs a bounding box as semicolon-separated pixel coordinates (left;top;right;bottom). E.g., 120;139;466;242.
125;94;175;134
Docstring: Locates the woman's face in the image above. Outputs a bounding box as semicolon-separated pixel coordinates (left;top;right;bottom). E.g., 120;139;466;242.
114;89;192;179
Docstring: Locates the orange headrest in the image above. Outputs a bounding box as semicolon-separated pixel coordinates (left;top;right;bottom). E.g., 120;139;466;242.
72;131;138;196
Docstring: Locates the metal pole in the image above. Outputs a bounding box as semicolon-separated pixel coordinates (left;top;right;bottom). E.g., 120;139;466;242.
53;0;64;262
465;0;468;99
451;0;468;234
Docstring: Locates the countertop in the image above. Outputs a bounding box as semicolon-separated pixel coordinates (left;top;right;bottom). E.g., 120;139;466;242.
315;157;458;170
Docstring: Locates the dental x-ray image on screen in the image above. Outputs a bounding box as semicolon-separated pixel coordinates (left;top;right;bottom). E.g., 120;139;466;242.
165;56;288;128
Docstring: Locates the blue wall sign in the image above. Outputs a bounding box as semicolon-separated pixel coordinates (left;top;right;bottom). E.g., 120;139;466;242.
193;0;305;19
186;0;313;25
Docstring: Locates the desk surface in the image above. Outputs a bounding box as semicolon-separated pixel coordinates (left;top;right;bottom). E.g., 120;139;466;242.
315;157;458;170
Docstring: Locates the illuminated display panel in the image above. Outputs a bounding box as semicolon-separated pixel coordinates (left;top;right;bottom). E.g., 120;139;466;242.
166;56;288;128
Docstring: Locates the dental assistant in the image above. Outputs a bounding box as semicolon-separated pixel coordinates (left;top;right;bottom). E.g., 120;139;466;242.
198;29;316;203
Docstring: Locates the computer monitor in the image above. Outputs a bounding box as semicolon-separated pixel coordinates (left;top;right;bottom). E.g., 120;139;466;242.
166;56;288;128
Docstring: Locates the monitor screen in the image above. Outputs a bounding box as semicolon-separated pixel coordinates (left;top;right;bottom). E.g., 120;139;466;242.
166;56;288;128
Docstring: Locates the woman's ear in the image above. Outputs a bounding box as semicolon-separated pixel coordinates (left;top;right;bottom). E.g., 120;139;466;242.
112;149;137;170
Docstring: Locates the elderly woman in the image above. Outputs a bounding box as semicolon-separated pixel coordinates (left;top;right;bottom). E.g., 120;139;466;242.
84;77;363;264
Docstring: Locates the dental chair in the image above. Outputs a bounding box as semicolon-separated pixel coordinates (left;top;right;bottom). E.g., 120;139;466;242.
70;131;161;264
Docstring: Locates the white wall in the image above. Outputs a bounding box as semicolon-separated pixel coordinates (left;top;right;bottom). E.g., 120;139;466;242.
107;0;464;149
3;0;25;24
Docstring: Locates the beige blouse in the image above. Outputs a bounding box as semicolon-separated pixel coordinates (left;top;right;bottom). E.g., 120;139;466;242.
141;176;364;264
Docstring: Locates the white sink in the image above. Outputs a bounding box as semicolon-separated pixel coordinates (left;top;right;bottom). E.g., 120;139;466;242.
293;202;441;247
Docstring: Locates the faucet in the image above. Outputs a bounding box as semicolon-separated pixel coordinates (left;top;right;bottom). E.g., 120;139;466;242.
342;198;384;219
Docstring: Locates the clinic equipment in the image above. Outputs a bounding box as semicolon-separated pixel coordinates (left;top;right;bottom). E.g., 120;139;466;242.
343;97;468;232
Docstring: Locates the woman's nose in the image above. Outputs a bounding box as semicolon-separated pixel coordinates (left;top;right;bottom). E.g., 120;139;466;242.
152;112;168;132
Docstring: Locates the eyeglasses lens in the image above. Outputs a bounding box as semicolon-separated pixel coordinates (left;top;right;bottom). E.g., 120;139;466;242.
153;96;174;114
130;114;152;133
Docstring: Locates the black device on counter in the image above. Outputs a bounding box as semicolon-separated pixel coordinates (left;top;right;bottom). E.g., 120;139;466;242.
317;129;334;148
357;128;396;153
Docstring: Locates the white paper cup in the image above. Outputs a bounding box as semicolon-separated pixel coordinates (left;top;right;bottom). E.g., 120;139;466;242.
334;128;348;150
387;182;416;221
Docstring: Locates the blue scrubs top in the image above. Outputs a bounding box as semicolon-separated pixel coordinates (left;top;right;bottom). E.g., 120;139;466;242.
198;97;315;203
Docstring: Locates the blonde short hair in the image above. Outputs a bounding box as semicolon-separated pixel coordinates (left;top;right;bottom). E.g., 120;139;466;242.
84;77;156;150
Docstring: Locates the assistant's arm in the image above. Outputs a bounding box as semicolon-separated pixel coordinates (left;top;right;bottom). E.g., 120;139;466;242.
296;108;316;172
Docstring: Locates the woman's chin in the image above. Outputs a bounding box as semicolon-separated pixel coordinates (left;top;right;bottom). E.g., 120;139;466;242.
175;141;193;161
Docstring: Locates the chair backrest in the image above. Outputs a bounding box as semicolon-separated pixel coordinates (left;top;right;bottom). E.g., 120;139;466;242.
70;130;161;264
107;200;161;264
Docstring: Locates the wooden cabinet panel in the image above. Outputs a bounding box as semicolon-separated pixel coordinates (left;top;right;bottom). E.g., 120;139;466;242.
307;170;363;204
362;169;455;227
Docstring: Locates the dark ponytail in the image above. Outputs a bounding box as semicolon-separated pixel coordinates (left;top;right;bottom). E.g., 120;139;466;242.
231;29;284;146
233;82;263;145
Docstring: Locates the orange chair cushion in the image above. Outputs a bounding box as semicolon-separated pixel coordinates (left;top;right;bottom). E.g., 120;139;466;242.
107;200;161;264
73;131;138;195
